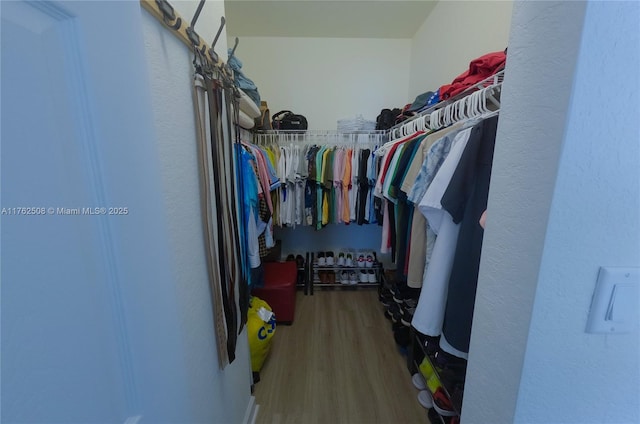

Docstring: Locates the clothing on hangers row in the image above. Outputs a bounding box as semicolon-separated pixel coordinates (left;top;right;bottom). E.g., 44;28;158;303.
374;97;500;360
276;140;383;229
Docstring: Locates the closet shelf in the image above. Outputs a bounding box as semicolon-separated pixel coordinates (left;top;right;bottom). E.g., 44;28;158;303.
308;251;383;295
313;283;379;289
312;264;383;271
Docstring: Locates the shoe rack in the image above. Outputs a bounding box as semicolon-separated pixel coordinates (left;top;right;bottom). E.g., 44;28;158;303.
308;251;383;295
408;328;466;423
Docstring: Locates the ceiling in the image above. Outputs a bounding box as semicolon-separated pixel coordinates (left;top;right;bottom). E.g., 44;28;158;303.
224;1;438;39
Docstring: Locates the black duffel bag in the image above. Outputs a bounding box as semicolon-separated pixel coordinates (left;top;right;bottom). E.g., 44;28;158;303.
271;110;308;131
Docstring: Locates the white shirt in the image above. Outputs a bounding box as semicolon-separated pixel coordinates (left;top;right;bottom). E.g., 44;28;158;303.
412;127;473;338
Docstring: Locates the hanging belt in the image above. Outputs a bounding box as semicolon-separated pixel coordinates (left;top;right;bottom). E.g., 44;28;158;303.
205;76;238;363
193;75;229;368
223;86;249;328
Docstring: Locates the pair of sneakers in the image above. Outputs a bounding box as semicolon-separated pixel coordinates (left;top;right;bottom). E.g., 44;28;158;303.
359;269;377;283
317;252;335;266
336;252;355;267
356;253;375;268
340;271;358;285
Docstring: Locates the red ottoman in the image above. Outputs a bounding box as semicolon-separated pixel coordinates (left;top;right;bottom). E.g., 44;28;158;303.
252;261;297;324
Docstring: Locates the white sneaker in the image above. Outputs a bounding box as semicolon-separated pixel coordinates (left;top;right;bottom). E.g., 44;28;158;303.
359;270;368;283
337;252;345;266
367;270;377;283
345;253;354;267
417;391;433;409
326;252;335;266
349;271;358;285
357;254;365;268
412;373;427;390
340;271;349;285
317;252;326;266
365;254;374;268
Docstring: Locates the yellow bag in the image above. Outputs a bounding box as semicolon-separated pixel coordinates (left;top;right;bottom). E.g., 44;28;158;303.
247;296;276;372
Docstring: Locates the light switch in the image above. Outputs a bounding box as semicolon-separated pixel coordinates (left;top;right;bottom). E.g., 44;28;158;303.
586;267;639;334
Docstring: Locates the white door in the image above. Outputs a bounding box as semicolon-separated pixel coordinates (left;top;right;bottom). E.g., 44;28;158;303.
1;1;181;422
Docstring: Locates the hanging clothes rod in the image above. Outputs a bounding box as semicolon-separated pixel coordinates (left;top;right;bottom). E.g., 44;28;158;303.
254;131;387;147
389;70;505;134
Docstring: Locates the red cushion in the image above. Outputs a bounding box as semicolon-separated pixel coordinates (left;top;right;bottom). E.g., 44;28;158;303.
252;261;297;323
263;262;297;287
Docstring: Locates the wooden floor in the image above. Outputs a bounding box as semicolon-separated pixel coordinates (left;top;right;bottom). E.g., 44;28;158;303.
254;289;430;424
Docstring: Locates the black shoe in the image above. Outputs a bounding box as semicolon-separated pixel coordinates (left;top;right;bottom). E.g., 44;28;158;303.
387;303;402;324
392;284;420;304
403;297;418;309
380;294;393;308
389;281;407;298
393;325;411;347
400;306;415;327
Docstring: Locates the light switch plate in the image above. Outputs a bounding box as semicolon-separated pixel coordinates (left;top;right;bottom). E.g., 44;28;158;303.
586;267;639;334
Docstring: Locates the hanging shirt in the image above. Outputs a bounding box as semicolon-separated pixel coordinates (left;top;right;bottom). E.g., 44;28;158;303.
321;148;331;226
374;131;424;197
342;148;352;223
440;115;499;359
333;148;345;223
349;146;359;221
412;126;474;339
382;144;405;203
404;130;459;288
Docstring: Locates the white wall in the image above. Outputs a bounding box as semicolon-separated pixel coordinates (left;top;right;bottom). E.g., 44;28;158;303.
227;36;412;129
513;1;640;422
408;0;513;100
463;1;640;423
141;3;253;423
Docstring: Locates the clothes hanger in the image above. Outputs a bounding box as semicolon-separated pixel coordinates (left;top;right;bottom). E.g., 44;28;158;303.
485;84;501;109
480;86;501;119
445;104;453;127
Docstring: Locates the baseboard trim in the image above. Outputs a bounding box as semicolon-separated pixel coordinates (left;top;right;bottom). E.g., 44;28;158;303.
243;395;259;424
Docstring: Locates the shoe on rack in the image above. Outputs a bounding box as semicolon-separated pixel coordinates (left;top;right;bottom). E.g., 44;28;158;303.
337;252;345;266
393;323;410;347
367;269;377;283
349;271;358;285
326;251;335;266
417;390;434;409
389;281;407;298
427;408;442;423
432;387;456;417
345;253;354;267
380;294;393;308
359;270;369;284
387;303;401;324
365;254;374;268
412;373;427;391
403;297;418;309
419;357;437;381
318;271;327;284
317;252;326;266
393;285;420;304
327;271;336;284
424;335;440;356
357;254;366;268
340;271;350;285
400;306;415;327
